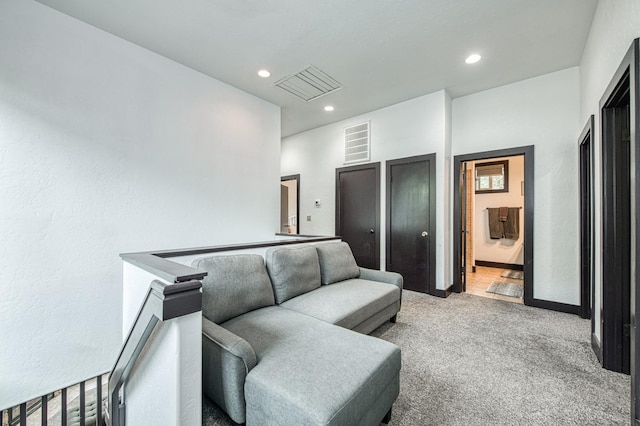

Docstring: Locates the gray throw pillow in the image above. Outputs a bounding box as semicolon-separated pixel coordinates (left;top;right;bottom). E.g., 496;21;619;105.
192;254;275;324
265;245;321;304
315;242;360;285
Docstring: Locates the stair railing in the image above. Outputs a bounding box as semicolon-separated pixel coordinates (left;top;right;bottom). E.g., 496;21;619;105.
105;279;202;426
1;373;109;426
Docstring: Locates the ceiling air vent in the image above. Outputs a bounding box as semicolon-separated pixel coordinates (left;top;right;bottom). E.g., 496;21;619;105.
275;65;341;102
344;122;370;164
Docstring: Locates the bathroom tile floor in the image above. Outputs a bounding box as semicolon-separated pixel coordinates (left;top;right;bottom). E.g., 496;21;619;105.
465;266;523;304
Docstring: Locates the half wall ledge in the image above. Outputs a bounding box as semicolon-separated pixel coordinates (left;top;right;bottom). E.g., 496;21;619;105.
120;235;342;283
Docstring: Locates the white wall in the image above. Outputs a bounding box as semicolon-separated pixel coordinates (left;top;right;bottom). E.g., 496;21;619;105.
0;0;280;409
452;67;581;305
580;0;640;124
444;92;453;289
282;90;452;289
473;156;525;265
579;0;640;344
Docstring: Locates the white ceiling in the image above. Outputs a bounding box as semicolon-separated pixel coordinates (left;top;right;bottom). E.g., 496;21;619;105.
36;0;598;137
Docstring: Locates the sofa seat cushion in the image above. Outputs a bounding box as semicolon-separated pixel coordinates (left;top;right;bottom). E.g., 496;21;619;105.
193;254;275;324
315;241;360;285
265;245;321;304
222;307;401;426
279;279;400;330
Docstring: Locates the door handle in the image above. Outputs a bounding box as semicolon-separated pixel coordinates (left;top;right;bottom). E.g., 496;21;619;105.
370;229;375;234
421;231;429;237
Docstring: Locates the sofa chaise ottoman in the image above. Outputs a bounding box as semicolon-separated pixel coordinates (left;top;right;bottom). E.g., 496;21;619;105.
195;241;403;425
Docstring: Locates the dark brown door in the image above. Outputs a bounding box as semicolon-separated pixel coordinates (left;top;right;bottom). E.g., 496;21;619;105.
335;163;380;269
386;154;436;294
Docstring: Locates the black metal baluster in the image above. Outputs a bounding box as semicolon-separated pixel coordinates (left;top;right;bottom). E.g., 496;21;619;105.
80;381;85;426
61;388;67;426
41;395;48;426
19;403;26;426
97;375;103;426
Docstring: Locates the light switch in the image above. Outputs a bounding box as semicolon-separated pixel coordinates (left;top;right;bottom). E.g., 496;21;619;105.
307;215;312;222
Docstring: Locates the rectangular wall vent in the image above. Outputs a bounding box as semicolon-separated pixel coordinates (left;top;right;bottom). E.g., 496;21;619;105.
275;65;341;102
344;122;370;164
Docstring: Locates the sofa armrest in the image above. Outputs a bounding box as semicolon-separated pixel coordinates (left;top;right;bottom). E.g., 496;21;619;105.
358;267;403;292
202;316;257;424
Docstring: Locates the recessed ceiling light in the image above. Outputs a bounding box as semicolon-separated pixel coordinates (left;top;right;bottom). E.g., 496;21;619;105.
257;69;271;78
465;54;482;64
324;105;334;112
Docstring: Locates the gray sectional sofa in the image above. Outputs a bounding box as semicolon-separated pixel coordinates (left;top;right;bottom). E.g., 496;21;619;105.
194;241;403;425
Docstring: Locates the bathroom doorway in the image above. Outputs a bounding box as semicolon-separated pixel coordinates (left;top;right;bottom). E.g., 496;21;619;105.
453;146;534;306
462;155;524;304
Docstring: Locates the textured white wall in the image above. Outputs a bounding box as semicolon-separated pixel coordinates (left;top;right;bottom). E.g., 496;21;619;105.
281;90;452;289
579;0;640;345
452;68;581;304
444;92;453;289
0;0;280;409
473;156;525;265
580;0;640;124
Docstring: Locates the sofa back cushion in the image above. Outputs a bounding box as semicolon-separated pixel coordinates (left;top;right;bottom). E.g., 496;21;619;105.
193;254;275;324
265;245;321;304
315;242;360;285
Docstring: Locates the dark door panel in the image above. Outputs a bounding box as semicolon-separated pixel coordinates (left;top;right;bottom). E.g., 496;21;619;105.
336;163;380;269
386;154;436;294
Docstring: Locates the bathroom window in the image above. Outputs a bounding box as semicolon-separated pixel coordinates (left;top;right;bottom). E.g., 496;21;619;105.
475;160;508;193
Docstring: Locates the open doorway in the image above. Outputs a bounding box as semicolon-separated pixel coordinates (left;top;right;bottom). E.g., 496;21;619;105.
453;146;534;306
599;45;633;377
461;155;525;304
280;174;300;234
597;35;640;426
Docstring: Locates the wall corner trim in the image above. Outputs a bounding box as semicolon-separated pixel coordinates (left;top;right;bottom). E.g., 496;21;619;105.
432;285;453;298
527;298;581;315
591;332;603;365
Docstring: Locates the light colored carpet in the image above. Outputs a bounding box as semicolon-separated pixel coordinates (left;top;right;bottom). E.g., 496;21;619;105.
203;291;630;425
486;281;524;298
501;270;524;280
